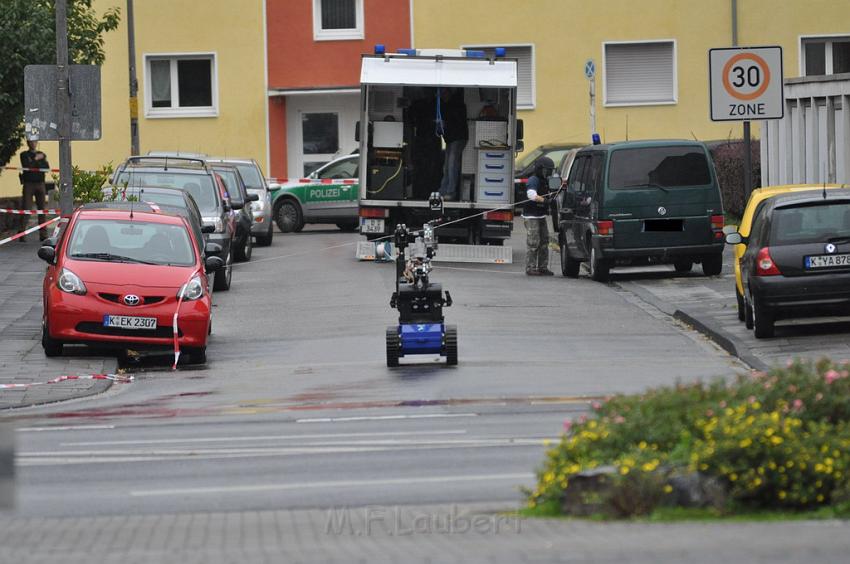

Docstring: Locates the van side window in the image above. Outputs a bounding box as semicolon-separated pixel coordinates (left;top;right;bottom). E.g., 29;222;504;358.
584;154;603;196
568;156;588;193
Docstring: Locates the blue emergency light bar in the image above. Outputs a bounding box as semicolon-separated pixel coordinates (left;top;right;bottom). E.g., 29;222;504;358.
374;44;386;55
398;48;418;56
495;47;506;57
464;50;486;58
592;133;601;145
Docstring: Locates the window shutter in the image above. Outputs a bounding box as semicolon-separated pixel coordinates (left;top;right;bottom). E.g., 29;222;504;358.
605;42;675;105
467;46;535;108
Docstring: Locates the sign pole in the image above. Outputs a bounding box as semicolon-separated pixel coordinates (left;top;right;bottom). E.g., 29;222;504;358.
55;0;74;216
127;0;140;156
743;120;752;200
589;80;597;140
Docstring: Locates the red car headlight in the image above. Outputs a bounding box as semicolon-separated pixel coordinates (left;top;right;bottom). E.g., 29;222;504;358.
57;268;87;295
178;275;204;301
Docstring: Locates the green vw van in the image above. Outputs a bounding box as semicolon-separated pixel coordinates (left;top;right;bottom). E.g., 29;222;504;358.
558;140;725;282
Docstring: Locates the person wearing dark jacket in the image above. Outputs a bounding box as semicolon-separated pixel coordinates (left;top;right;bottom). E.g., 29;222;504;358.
437;88;468;200
19;138;50;241
522;156;555;276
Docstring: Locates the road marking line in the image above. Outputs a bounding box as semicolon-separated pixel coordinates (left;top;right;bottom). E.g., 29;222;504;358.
131;472;536;497
61;429;468;447
17;425;116;432
296;413;477;423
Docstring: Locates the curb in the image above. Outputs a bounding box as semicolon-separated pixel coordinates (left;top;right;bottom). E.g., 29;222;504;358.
615;280;769;372
673;308;769;372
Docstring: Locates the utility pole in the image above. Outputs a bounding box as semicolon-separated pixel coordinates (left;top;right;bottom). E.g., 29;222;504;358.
127;0;140;155
56;0;73;215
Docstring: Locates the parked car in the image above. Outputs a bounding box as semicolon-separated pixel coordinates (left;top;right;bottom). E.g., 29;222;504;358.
210;164;258;262
727;184;847;322
515;142;585;205
37;204;223;364
271;153;359;233
728;189;850;338
558;140;725;281
112;156;238;291
205;157;274;247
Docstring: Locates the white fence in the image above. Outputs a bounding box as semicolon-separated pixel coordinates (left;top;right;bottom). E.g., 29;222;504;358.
760;73;850;186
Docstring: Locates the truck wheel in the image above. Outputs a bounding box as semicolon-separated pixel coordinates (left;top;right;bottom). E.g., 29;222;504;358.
560;237;580;278
444;325;458;366
275;200;304;233
589;247;610;282
386;326;400;367
702;253;723;276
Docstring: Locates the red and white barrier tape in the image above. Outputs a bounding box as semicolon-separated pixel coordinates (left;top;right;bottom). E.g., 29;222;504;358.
0;217;60;246
0;208;60;215
0;373;133;390
271;178;358;185
3;165;61;174
172;269;202;369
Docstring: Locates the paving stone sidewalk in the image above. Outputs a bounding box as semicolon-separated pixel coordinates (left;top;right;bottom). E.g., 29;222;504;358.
604;246;850;371
0;237;115;409
1;503;848;564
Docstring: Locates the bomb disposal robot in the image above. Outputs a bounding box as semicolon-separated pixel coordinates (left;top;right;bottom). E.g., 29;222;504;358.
386;193;457;367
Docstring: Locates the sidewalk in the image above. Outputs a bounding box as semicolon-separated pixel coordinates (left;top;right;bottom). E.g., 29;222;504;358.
0;237;115;409
590;246;850;371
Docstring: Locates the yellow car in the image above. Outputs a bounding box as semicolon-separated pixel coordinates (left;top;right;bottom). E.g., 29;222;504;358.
731;184;846;325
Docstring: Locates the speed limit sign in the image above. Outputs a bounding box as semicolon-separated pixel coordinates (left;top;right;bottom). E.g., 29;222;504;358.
709;46;783;121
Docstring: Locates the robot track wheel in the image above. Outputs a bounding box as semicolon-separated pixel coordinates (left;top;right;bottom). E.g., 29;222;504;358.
386;326;400;367
444;324;458;366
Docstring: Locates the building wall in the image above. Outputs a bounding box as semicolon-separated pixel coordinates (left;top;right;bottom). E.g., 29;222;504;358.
412;0;850;159
267;0;411;90
1;0;268;198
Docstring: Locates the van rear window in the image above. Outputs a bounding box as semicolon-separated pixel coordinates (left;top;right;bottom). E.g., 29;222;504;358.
609;146;711;189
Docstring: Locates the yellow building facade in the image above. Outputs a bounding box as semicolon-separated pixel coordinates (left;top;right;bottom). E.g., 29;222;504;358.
1;0;268;197
413;0;850;156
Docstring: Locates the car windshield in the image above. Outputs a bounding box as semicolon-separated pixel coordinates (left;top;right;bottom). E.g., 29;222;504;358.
609;146;712;189
770;201;850;245
67;219;195;266
233;163;264;190
114;171;218;213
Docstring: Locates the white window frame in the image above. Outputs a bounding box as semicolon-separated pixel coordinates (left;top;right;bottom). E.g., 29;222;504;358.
602;39;678;107
143;52;219;119
799;34;850;76
461;43;536;110
313;0;364;41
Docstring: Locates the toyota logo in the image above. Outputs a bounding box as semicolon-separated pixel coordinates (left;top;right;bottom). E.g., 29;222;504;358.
123;294;141;306
658;207;667;216
826;243;837;254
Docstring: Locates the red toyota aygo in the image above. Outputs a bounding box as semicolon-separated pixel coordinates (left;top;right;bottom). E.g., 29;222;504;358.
38;205;223;364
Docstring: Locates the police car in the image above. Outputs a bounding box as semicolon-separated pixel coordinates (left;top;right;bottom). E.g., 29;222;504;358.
270;154;359;232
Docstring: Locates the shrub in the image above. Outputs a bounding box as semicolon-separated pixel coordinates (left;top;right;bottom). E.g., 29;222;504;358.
528;359;850;517
710;140;761;219
51;162;113;204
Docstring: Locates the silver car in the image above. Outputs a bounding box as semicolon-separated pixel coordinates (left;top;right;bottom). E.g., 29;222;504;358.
205;157;274;247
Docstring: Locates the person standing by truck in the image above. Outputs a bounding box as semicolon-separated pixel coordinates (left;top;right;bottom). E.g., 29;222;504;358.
523;157;555;276
18;137;50;242
437;88;468;201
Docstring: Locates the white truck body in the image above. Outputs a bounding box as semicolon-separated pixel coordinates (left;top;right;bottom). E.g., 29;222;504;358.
357;50;521;247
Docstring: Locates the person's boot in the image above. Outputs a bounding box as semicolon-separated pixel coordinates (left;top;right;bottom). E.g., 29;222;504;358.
526;268;541;276
538;268;555;276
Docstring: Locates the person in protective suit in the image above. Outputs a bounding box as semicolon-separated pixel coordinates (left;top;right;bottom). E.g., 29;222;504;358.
522;156;555;276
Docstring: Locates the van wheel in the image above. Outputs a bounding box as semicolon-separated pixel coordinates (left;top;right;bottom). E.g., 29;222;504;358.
736;287;745;322
674;260;693;273
702;253;723;276
560;237;580;278
753;297;775;339
336;221;359;232
589;247;610;282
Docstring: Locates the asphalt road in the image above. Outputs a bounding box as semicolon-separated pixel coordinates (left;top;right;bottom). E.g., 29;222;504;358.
3;223;747;520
